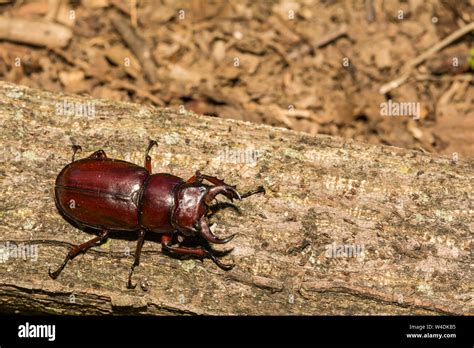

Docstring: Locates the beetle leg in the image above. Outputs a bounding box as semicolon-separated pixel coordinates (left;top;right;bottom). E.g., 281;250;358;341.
200;174;227;186
127;229;147;289
187;173;235;187
186;170;203;184
161;234;207;258
161;234;234;271
71;145;82;162
89;149;107;160
161;234;207;257
144;140;158;173
208;253;235;271
49;229;109;279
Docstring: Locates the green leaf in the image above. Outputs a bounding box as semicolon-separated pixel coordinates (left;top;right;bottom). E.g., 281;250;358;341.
468;47;474;70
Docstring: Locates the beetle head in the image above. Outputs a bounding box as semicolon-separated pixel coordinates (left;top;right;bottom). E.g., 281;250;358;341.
171;183;240;244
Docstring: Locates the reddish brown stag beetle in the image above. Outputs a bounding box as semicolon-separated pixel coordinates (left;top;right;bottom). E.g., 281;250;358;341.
50;141;265;289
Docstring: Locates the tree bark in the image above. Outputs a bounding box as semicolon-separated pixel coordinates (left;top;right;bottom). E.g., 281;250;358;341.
0;81;472;315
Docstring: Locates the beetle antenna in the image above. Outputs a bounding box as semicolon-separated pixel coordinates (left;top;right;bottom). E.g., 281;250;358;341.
240;186;266;199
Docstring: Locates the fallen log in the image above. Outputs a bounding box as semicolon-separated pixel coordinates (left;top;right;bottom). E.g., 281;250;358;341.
0;81;472;315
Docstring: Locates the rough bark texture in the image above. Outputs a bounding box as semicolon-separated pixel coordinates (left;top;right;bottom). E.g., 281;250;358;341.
0;81;472;315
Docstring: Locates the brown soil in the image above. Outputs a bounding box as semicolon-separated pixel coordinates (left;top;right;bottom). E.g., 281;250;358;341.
0;0;472;158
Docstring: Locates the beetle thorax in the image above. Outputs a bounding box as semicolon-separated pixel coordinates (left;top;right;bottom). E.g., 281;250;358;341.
171;184;209;235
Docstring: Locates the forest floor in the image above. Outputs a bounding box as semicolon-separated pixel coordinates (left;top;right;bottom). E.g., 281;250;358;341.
0;0;472;157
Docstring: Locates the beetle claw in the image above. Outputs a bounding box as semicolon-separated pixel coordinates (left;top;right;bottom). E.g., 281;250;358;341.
48;266;59;279
127;268;137;289
227;187;241;201
48;255;71;279
209;253;235;271
199;218;235;244
205;185;241;205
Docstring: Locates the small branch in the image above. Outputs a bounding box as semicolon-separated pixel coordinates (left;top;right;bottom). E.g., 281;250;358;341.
379;72;411;95
109;0;131;16
49;47;165;106
404;22;474;71
110;12;157;84
0;16;72;47
290;24;349;60
379;21;474;94
313;24;348;49
130;0;137;28
109;80;165;106
45;0;61;22
365;0;375;23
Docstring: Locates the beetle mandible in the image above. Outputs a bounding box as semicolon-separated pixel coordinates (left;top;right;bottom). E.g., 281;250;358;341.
49;140;265;289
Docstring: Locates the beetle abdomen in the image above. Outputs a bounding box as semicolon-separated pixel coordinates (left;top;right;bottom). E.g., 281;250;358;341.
139;173;183;232
55;159;149;230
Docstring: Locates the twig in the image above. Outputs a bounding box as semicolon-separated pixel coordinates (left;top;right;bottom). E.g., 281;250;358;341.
437;81;463;107
290;24;349;60
313;24;348;49
413;73;473;82
110;12;157;84
45;0;61;21
267;16;301;44
0;16;72;48
130;0;137;28
109;0;131;16
49;47;165;106
109;80;165;106
365;0;375;23
379;21;474;94
259;36;291;65
379;72;411;94
49;47;89;70
404;22;474;71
